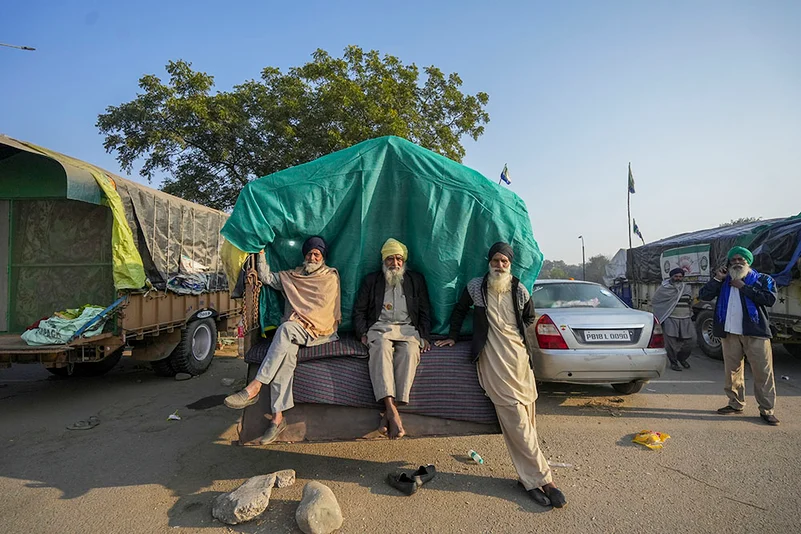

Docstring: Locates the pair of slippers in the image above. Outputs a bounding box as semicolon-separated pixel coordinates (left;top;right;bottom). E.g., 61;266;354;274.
386;464;436;495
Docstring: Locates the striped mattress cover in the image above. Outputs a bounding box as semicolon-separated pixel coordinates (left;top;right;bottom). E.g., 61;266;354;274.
244;334;498;424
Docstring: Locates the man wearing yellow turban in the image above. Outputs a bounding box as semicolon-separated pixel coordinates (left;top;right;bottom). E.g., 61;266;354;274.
352;238;432;439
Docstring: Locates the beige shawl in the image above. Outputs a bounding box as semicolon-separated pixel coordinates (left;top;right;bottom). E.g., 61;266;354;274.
278;265;341;338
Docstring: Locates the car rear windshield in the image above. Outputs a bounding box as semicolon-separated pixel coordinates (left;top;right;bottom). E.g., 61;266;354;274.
532;283;627;309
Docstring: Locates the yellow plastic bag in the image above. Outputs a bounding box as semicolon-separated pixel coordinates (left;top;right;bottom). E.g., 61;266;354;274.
632;430;671;450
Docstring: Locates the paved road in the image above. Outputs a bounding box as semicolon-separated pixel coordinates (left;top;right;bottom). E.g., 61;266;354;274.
1;347;800;533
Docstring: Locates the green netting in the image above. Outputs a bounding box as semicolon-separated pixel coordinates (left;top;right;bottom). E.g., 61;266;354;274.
221;136;543;334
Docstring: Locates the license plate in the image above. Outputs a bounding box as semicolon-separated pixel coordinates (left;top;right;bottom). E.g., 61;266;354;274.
584;330;631;342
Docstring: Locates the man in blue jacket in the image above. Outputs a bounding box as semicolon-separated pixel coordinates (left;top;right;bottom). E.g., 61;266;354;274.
699;246;779;425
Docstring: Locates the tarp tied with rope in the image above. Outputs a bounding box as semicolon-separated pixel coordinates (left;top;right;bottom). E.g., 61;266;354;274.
220;136;544;335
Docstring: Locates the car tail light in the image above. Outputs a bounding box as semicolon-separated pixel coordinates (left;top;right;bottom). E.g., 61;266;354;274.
535;314;569;350
648;318;664;348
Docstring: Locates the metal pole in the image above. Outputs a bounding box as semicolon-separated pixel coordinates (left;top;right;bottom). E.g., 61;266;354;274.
0;42;36;51
578;236;586;281
628;162;637;307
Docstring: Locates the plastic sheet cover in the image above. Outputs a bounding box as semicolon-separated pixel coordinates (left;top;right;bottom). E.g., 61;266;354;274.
627;215;801;286
221;136;543;334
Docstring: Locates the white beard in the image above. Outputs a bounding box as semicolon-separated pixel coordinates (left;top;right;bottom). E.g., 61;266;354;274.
729;264;749;281
382;263;406;287
487;262;512;293
303;261;324;275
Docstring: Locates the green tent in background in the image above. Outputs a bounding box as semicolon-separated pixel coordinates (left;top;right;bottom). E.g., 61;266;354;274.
220;136;543;335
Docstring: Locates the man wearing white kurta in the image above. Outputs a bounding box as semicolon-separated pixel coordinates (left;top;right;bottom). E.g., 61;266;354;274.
437;242;566;508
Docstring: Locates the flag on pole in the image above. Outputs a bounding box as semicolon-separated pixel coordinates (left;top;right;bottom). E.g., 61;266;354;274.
628;163;635;194
632;219;645;244
500;164;511;185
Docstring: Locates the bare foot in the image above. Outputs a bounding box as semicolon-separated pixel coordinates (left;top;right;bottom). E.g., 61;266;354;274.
388;411;406;439
377;412;388;435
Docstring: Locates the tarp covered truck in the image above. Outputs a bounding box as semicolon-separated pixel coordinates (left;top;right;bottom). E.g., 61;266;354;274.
609;216;801;360
0;136;240;376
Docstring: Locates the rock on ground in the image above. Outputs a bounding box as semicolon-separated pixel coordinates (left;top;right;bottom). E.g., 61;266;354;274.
212;474;276;525
274;469;296;488
211;470;296;525
174;373;192;381
295;481;344;534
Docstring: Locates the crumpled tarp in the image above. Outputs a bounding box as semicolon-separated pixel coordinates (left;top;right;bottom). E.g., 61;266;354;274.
603;248;628;286
21;306;107;345
628;215;801;286
0;136;230;293
115;180;230;292
221;136;543;334
15;141;146;290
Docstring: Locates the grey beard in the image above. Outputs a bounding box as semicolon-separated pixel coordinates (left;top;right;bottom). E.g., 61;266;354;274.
729;265;749;281
303;261;324;275
488;269;512;294
382;263;406;287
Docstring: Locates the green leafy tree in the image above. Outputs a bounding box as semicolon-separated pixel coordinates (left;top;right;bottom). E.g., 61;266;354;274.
97;46;490;210
718;217;761;228
584;254;610;284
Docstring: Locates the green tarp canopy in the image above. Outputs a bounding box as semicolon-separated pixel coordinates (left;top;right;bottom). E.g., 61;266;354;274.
221;136;543;335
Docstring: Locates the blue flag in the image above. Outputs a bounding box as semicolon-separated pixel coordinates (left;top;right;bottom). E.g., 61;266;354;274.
500;164;511;185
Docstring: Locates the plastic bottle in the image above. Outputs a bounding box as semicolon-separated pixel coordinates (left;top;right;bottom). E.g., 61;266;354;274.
468;450;484;464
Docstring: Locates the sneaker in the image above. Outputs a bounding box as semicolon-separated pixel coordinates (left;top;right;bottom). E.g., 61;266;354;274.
680;360;691;369
670;362;682;371
760;414;780;426
717;405;743;415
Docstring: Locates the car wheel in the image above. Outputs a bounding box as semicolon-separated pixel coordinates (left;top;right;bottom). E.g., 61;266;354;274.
611;381;645;395
695;310;723;360
167;318;217;376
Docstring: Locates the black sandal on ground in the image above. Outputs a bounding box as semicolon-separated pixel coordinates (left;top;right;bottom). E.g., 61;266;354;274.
387;473;419;495
410;464;436;486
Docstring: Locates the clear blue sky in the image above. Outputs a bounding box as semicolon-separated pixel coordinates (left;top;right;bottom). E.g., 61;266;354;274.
2;0;800;264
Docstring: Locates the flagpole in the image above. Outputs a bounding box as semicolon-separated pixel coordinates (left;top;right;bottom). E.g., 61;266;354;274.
627;162;633;252
628;162;637;308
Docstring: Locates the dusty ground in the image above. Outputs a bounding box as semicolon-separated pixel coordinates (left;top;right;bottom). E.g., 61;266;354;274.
1;346;801;534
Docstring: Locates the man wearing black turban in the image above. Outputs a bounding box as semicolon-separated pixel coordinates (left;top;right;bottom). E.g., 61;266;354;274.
436;242;567;508
224;236;342;444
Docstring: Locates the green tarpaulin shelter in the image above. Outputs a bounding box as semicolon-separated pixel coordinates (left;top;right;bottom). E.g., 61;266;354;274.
221;136;543;334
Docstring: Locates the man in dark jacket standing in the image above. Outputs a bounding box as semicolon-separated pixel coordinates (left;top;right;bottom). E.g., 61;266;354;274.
353;238;432;439
436;242;566;509
699;246;779;425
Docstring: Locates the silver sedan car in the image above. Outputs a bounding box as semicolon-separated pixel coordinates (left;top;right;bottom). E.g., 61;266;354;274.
529;280;667;394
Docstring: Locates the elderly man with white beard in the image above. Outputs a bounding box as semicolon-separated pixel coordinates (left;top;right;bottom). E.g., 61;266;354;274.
436;242;567;509
700;246;779;425
353;238;432;439
224;236;342;444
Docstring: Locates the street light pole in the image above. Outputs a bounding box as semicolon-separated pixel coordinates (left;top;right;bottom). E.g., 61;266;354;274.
0;42;36;51
578;235;586;281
